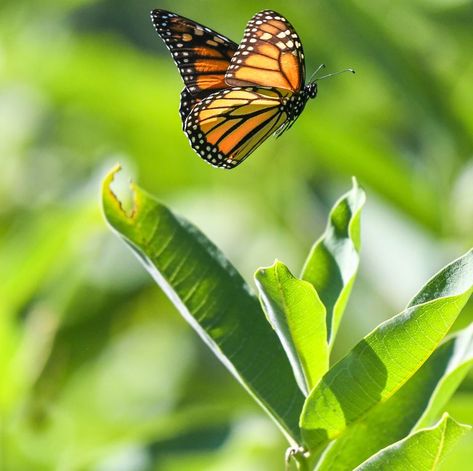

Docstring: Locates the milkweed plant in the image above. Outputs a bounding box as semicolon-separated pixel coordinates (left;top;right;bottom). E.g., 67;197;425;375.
102;165;473;470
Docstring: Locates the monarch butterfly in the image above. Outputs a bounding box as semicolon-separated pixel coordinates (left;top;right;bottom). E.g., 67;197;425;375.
151;9;353;169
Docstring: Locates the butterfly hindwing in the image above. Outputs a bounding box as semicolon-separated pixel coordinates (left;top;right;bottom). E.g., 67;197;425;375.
151;9;238;97
184;87;290;168
225;10;305;93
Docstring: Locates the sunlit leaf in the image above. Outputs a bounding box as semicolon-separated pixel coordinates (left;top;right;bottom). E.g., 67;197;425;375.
315;325;473;470
354;414;471;471
301;249;473;451
301;179;365;350
255;261;328;396
102;165;304;442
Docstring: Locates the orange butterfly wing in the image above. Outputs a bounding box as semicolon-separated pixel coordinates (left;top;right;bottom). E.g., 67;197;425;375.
225;10;306;93
184;88;289;168
151;9;237;97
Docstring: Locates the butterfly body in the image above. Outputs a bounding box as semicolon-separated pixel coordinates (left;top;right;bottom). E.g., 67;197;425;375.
151;9;318;168
277;82;317;136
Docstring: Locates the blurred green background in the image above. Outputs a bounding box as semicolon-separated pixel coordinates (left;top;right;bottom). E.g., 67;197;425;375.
1;0;473;469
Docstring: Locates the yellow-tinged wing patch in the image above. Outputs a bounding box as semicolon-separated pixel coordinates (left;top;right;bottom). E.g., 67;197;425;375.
225;10;305;93
184;87;290;168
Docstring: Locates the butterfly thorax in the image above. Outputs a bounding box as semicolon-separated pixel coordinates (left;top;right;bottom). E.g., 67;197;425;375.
306;82;318;99
277;82;317;136
286;83;316;115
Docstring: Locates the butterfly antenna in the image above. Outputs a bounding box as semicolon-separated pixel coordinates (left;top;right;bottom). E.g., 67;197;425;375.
308;63;326;82
315;68;355;82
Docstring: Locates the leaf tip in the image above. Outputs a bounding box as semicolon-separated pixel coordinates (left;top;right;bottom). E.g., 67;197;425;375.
101;164;138;225
273;258;283;268
254;259;289;283
350;176;366;205
103;163;122;192
102;162;122;206
441;412;472;434
351;176;358;190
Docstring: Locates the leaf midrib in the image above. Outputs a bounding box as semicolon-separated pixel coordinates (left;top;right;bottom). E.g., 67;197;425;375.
431;419;446;471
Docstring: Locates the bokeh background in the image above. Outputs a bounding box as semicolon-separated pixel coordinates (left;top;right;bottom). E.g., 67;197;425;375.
1;0;473;469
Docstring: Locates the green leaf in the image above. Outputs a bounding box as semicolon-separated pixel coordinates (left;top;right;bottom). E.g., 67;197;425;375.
300;249;473;451
255;261;328;396
301;179;365;349
354;414;471;471
414;326;473;431
101;166;304;443
315;325;473;471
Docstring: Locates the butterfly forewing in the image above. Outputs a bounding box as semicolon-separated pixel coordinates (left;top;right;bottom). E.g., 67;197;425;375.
184;87;289;168
225;10;305;93
151;9;238;97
